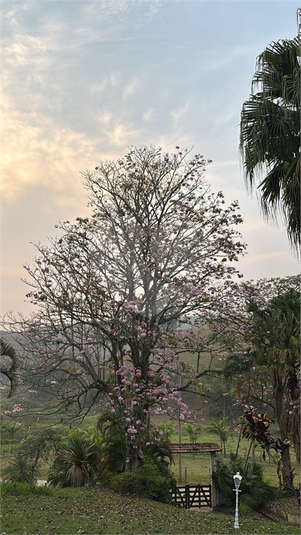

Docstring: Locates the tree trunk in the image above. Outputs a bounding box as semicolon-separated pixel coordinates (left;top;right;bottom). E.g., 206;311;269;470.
281;447;294;490
275;382;294;490
244;441;253;471
235;425;243;457
30;449;40;489
125;440;139;473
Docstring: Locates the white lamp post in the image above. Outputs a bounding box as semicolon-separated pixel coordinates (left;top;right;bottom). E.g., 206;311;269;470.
233;472;242;529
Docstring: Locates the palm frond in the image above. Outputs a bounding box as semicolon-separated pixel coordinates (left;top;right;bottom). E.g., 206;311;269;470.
240;37;301;253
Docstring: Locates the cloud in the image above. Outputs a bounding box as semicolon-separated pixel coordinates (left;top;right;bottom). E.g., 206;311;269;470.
122;76;141;98
143;108;155;122
171;102;190;126
212;109;236;129
1;89;147;202
107;123;142;147
4;34;53;68
201;44;256;73
88;72;122;95
83;0;162;22
1;97;100;200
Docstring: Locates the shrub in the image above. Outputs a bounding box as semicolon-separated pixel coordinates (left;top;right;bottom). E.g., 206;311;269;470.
109;458;176;504
213;453;272;512
0;482;53;496
109;471;144;496
0;482;31;496
31;485;54;496
97;414;126;482
138;457;176;503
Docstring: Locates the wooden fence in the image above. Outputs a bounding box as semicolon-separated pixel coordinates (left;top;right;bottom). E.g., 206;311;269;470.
172;484;212;509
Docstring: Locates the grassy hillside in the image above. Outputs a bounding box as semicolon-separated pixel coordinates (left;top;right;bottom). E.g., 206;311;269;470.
1;484;299;535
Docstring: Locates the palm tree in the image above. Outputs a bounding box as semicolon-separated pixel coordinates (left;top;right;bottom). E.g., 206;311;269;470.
223;288;300;488
248;289;300;468
207;418;229;458
240;37;300;254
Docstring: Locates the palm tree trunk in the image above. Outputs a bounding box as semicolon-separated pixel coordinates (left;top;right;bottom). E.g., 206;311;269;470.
281;447;294;491
275;383;294;490
235;425;243;457
244;441;253;471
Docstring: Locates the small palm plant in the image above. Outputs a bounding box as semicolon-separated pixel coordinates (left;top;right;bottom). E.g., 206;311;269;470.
48;432;98;487
182;423;202;458
157;422;174;442
183;423;202;444
1;421;22;453
207;418;229;458
2;453;32;483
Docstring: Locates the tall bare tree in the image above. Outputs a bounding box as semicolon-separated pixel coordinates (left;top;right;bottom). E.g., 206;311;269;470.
3;146;245;471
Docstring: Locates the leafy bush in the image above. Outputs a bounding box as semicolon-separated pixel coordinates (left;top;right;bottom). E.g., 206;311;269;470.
1;482;32;496
0;482;53;496
109;471;144;496
139;457;176;503
109;458;176;503
31;485;54;496
97;413;126;482
213;453;272;512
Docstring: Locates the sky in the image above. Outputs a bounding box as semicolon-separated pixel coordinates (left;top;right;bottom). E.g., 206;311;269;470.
1;0;300;317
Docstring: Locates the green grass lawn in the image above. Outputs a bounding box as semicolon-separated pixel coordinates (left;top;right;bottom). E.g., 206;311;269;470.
1;484;299;535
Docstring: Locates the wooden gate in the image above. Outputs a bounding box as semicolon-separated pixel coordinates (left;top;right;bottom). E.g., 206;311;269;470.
172;484;212;509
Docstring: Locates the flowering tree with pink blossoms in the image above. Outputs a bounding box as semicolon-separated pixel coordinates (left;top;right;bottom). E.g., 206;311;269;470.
3;146;246;472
